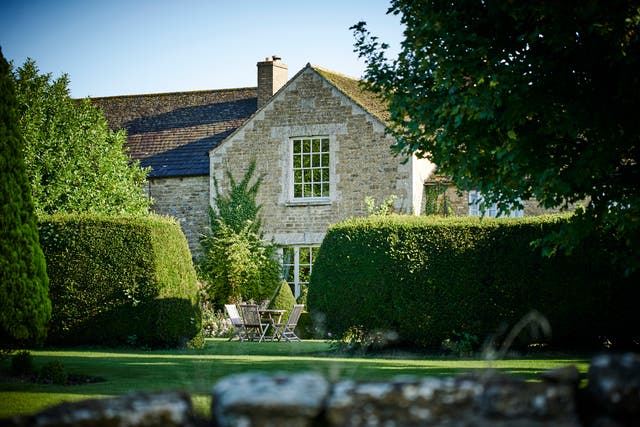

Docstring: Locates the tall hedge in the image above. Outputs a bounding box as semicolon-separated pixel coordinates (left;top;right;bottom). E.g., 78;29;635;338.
309;215;640;350
0;48;51;348
39;214;201;348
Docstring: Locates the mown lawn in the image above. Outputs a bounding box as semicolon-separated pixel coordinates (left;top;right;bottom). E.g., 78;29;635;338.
0;338;591;419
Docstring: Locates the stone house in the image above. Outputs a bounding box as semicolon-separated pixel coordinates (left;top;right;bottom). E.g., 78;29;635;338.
93;56;550;299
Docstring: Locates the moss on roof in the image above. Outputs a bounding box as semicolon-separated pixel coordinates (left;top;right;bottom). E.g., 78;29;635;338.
312;66;390;124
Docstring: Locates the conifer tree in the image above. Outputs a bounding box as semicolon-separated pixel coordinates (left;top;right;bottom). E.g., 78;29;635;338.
0;48;51;348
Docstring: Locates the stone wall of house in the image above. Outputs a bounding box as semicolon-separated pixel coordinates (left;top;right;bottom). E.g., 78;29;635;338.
149;176;209;257
211;67;424;247
6;353;639;427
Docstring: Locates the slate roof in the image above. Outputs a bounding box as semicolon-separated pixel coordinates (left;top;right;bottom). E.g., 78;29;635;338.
92;65;389;179
92;88;257;178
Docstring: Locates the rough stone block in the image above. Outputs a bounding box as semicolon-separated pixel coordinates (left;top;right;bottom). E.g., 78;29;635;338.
326;374;581;427
5;391;196;427
586;353;640;426
212;372;329;427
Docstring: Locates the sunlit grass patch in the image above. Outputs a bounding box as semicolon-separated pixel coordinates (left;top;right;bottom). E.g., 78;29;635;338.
0;338;590;419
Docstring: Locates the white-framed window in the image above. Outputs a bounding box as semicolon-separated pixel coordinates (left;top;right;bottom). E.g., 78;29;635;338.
468;190;524;218
291;137;330;201
282;246;320;300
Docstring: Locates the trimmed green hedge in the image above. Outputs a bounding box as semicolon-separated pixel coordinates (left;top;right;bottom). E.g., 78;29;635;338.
308;215;639;350
39;214;201;348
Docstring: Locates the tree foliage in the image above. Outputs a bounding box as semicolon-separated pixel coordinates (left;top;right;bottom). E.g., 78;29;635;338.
352;0;640;274
200;160;280;307
0;48;51;348
11;59;150;216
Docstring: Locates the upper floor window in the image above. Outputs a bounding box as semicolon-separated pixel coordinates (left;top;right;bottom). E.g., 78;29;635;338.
468;190;524;218
292;137;330;200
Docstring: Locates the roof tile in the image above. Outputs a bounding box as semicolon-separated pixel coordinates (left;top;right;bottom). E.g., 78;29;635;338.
92;88;257;178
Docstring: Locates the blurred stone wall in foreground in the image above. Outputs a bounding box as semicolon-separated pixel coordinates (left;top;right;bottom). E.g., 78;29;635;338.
4;353;639;427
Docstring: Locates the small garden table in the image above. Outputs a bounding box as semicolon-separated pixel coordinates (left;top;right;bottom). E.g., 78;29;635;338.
258;309;286;342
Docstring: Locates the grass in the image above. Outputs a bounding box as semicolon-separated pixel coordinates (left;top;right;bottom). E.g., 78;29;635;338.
0;338;591;419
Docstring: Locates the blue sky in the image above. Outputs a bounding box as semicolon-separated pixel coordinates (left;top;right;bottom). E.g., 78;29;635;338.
0;0;403;98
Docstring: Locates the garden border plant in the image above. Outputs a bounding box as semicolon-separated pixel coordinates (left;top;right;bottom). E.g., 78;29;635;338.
199;159;281;309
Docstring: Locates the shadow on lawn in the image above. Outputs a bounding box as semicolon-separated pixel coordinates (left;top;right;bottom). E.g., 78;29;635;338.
0;346;589;401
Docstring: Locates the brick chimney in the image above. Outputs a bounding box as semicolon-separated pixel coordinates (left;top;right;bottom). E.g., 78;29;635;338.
257;55;288;109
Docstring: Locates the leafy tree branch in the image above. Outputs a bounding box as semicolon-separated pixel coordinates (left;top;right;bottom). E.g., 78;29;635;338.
353;0;640;274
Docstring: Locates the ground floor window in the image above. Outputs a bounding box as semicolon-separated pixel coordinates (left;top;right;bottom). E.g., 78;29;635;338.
282;246;320;301
468;190;524;217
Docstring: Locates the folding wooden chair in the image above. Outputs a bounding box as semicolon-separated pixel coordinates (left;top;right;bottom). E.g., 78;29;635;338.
239;304;268;342
225;304;246;341
274;304;304;342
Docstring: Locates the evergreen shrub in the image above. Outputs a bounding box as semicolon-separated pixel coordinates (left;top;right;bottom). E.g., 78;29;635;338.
10;351;34;377
308;215;640;350
39;214;202;348
269;281;297;316
38;360;67;385
0;48;51;349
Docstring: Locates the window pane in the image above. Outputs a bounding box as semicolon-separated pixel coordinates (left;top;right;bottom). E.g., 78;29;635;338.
284;268;295;282
303;184;312;197
312;139;320;152
312;154;320;167
299;247;311;264
299;266;311;283
321;139;329;151
322;168;329;181
302;139;310;153
321;183;329;196
303;170;312;184
293;140;301;154
302;154;310;168
321;153;329;167
293;154;301;169
294;184;302;198
294;169;302;183
283;247;294;261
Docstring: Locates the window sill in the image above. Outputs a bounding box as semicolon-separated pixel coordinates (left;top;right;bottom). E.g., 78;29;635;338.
285;198;331;207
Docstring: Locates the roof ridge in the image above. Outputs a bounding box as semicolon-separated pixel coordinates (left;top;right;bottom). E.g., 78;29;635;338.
311;65;389;125
88;86;257;100
309;64;361;81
